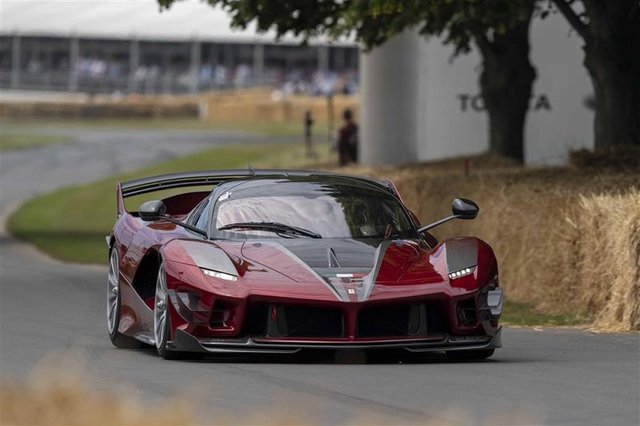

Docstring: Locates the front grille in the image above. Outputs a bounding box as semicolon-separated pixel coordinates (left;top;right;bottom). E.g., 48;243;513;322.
245;304;344;338
356;302;446;338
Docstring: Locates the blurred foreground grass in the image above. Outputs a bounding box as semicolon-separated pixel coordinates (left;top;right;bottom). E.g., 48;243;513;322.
1;355;542;426
1;376;193;426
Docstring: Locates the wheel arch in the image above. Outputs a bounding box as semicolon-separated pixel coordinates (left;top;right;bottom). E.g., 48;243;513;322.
132;248;163;302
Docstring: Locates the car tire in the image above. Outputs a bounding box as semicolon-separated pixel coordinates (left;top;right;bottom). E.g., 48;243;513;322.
107;248;144;349
445;349;495;361
154;262;183;360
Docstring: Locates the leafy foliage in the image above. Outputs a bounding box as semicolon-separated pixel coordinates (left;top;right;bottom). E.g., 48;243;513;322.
158;0;536;54
158;0;345;42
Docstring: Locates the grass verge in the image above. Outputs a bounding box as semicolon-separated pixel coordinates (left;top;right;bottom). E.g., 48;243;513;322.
1;132;73;151
3;118;330;138
501;301;592;327
7;142;333;264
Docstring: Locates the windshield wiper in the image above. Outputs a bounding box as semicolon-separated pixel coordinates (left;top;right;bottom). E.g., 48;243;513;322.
218;222;322;239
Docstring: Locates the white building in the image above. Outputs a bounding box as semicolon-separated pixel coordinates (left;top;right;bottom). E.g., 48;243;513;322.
360;14;594;165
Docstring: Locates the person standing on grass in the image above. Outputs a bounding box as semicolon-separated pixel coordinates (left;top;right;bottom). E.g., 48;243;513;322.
337;108;358;166
304;110;316;158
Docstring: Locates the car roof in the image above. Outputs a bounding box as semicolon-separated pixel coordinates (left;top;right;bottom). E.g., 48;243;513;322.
213;174;396;197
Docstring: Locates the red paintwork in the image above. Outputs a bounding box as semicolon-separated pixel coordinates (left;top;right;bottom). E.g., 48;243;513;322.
111;180;500;349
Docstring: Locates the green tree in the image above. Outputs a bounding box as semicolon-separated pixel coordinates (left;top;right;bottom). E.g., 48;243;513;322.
159;0;537;163
549;0;639;148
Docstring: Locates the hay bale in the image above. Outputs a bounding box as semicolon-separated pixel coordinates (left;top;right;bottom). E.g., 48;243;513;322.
575;192;640;330
570;146;640;170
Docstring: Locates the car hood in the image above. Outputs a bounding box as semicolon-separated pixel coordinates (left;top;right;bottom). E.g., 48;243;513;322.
239;237;446;285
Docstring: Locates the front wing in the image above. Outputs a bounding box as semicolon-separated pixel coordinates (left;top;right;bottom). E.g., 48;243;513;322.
169;328;502;355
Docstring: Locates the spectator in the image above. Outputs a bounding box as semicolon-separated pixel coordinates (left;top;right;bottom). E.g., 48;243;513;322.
337;109;358;166
304;110;316;158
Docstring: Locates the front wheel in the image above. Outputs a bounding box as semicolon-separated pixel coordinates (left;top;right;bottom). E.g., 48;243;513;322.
107;248;143;349
445;349;495;361
153;262;182;360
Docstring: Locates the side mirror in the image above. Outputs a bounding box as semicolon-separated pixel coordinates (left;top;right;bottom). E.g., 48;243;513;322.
139;200;166;222
137;199;208;237
451;198;479;220
418;198;480;232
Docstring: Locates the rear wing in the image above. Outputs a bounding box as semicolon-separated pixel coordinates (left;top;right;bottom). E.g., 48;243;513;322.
121;170;332;197
115;169;396;216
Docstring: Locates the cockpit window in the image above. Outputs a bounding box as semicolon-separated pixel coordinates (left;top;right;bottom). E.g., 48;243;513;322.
212;181;416;240
188;198;212;231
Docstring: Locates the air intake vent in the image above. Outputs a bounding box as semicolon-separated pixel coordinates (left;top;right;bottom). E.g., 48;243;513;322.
357;302;447;338
457;299;477;326
246;304;344;338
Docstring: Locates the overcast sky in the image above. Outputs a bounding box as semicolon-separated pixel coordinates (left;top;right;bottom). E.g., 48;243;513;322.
0;0;351;45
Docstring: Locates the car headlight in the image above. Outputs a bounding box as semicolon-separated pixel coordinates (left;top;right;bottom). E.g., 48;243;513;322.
448;266;476;280
181;242;239;281
200;267;237;282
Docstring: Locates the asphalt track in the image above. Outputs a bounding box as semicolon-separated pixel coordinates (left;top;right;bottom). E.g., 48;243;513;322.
1;128;638;425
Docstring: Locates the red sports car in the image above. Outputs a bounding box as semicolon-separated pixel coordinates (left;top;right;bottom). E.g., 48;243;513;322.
107;170;503;360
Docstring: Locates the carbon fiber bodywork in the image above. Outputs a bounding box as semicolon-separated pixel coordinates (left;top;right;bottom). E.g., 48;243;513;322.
169;327;502;354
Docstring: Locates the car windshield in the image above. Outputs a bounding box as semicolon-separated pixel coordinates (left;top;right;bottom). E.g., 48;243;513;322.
212;181;417;239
